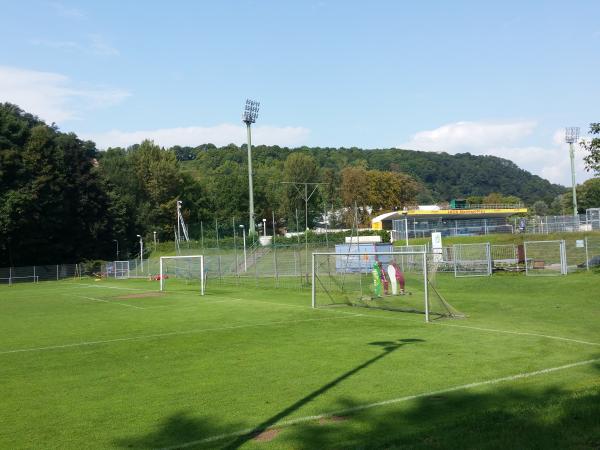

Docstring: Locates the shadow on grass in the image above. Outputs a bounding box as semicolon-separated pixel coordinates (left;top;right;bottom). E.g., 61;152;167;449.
115;338;423;449
115;354;599;450
114;411;244;449
221;338;424;449
279;359;600;450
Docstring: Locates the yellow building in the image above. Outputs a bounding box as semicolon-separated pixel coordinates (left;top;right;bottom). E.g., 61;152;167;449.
372;203;528;239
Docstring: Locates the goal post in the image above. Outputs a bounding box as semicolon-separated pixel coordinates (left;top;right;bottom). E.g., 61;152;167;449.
159;255;205;295
311;251;464;322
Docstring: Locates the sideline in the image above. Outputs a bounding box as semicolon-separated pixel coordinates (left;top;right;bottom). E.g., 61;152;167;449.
223;296;600;347
74;295;146;310
433;322;600;347
159;357;600;449
0;314;362;355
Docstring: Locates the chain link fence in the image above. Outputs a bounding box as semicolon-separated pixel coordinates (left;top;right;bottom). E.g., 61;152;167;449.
2;236;599;287
0;264;82;284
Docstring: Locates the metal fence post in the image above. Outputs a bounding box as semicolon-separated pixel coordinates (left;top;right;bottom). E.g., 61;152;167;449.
585;237;589;271
311;252;316;308
254;247;258;287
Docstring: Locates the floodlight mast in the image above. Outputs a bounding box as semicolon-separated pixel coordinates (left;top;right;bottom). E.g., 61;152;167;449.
565;127;580;218
242;99;260;235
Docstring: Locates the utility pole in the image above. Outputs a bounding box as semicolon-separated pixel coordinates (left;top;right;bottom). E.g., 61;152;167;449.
565;127;580;218
281;181;328;281
242;99;260;235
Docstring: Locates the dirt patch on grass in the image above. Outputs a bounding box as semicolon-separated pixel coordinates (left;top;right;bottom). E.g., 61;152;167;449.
318;415;348;425
117;292;164;299
252;429;280;442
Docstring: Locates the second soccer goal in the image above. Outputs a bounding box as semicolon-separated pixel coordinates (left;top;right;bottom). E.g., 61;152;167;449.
159;255;205;295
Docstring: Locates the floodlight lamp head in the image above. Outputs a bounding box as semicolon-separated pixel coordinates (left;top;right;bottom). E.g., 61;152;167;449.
565;127;580;144
242;98;260;124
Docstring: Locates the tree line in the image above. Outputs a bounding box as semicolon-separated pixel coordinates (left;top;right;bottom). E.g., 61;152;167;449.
1;103;598;266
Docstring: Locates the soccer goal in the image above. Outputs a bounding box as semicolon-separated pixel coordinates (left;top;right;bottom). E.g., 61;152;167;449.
114;261;130;279
311;251;464;322
159;255;205;295
453;243;492;277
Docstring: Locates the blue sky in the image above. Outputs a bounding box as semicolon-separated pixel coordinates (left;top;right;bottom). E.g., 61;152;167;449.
1;0;599;185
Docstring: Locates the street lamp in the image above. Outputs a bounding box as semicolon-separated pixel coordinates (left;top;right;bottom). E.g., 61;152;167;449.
239;225;247;272
136;234;144;272
242;99;260;235
112;239;119;260
262;218;267;238
153;231;157;250
565;127;580;218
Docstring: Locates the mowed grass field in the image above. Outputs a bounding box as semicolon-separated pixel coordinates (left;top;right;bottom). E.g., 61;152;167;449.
1;273;599;449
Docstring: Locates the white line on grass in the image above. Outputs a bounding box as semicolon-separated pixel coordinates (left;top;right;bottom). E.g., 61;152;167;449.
81;291;599;347
75;283;149;291
433;322;600;347
76;296;146;310
0;314;362;355
218;296;375;318
341;311;600;347
159;357;600;449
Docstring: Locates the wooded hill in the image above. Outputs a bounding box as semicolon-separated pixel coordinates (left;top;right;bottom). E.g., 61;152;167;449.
0;103;572;266
178;144;566;205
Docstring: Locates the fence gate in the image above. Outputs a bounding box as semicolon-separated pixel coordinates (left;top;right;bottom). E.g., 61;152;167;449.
524;240;567;276
453;243;492;277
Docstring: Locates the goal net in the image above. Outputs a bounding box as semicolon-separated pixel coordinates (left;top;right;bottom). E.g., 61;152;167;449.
114;261;130;279
453;243;492;277
159;255;205;294
311;251;464;322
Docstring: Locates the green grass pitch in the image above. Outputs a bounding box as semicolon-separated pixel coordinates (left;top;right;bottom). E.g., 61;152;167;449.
1;273;599;449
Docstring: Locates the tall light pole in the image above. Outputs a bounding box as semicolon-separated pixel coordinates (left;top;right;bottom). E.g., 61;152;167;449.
153;231;157;250
262;218;267;238
136;234;144;272
239;225;247;272
565;127;580;218
242;99;260;235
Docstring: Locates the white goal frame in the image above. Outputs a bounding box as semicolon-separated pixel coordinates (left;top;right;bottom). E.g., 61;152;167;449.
159;255;205;295
114;261;130;279
311;251;431;321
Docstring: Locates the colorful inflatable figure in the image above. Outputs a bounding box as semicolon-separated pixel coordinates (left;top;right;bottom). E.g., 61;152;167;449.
371;262;383;297
377;261;389;295
390;260;405;294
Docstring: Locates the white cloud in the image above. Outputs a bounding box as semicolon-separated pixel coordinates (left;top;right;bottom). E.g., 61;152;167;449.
48;2;85;19
0;65;130;123
403;120;537;152
401;121;592;186
30;35;119;56
82;124;311;149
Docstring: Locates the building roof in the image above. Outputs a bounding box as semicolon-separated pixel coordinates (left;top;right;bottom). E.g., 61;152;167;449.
372;206;528;224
